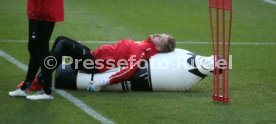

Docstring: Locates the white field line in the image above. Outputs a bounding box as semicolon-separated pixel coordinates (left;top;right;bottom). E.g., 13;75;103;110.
0;39;276;45
0;49;114;124
264;0;276;5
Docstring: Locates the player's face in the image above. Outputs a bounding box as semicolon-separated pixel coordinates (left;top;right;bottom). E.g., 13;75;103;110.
150;33;170;51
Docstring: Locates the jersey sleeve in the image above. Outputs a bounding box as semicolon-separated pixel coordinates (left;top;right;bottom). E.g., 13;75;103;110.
108;49;145;85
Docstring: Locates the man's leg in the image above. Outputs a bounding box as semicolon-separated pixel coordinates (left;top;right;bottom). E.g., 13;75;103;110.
35;21;55;95
20;19;42;90
39;36;96;93
9;20;55;97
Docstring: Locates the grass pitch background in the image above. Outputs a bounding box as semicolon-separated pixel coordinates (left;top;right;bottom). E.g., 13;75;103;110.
0;0;276;123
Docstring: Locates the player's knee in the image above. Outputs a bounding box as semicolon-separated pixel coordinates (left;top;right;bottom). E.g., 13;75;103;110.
54;36;66;44
55;36;67;42
53;36;68;48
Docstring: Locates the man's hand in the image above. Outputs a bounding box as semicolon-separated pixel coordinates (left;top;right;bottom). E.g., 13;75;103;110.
87;78;110;92
99;78;110;86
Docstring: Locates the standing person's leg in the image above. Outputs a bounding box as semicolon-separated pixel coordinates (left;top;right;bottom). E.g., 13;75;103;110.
20;19;41;90
35;21;55;95
9;20;55;97
21;20;55;90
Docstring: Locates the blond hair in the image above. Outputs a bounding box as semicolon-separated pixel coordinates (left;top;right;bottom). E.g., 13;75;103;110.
161;35;176;53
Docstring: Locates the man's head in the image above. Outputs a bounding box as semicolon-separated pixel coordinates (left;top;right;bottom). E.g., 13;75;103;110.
150;33;176;53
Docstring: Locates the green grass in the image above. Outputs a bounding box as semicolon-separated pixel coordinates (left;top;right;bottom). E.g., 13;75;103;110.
1;0;276;123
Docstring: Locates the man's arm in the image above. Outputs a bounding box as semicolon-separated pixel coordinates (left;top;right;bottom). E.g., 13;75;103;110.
108;51;145;85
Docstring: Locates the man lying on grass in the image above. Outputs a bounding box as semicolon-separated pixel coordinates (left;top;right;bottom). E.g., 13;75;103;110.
9;33;176;100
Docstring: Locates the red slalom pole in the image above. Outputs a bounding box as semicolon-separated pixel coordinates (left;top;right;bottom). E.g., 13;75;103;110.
209;0;232;104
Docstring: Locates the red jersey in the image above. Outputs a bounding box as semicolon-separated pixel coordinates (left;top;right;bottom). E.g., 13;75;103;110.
91;38;158;84
27;0;64;22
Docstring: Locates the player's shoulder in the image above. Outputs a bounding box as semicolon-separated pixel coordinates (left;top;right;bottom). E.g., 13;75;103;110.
118;39;135;44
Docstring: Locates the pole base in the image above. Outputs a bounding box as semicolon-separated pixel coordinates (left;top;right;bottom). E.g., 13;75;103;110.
212;95;229;104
